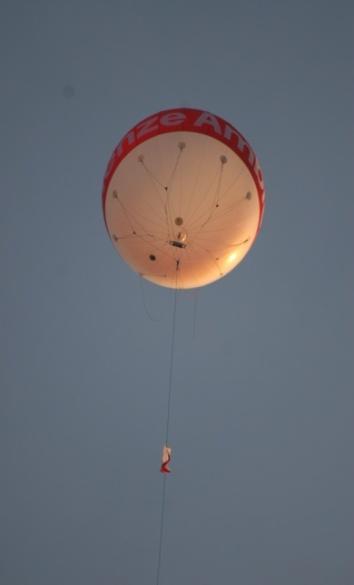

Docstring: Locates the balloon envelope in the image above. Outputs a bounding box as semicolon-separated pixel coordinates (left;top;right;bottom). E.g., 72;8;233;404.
102;108;265;289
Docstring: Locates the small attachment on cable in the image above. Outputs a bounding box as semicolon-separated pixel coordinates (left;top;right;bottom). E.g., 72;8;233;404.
220;155;228;164
160;445;172;474
112;190;118;199
138;154;144;163
246;191;252;200
178;141;186;151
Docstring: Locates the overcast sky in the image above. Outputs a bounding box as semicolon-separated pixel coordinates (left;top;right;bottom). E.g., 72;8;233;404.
1;1;354;584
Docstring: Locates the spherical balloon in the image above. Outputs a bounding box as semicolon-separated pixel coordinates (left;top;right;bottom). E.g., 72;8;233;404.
102;108;265;289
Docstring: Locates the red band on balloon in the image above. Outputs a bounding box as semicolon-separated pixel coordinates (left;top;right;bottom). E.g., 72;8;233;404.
101;108;265;232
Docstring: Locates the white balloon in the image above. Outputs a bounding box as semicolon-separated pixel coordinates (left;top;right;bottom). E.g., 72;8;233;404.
102;108;265;289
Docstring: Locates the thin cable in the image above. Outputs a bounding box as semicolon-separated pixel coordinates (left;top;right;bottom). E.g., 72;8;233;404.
155;259;179;585
165;261;179;445
156;475;167;585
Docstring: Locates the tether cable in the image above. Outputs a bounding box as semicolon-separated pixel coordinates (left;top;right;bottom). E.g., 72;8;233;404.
156;259;180;585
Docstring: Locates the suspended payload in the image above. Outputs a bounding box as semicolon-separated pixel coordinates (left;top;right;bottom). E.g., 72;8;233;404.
102;108;265;288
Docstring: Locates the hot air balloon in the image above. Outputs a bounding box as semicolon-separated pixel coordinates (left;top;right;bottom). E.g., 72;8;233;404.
102;108;265;289
101;108;265;585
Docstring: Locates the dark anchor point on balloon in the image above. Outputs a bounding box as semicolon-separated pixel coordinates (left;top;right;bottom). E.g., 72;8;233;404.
169;240;187;249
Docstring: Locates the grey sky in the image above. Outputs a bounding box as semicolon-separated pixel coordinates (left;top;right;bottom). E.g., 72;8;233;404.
1;1;354;584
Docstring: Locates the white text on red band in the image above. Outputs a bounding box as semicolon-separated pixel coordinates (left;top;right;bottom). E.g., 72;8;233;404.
107;110;264;192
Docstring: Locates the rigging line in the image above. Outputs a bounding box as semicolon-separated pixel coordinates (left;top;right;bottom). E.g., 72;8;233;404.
186;160;225;244
186;196;244;237
115;193;136;234
152;138;174;243
139;275;160;322
165;144;186;240
217;164;245;201
189;223;243;236
139;240;176;262
113;232;165;242
199;159;225;229
224;238;250;248
138;156;173;239
167;143;185;190
124;206;169;237
139;157;167;194
132;197;169;231
113;228;175;263
118;184;170;235
184;163;221;228
156;259;179;585
129;180;170;229
175;137;187;220
186;165;245;232
160;142;186;240
114;229;172;258
188;241;223;278
163;200;173;242
207;197;248;221
115;193;168;241
138;146;187;240
183;135;208;222
192;236;249;250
